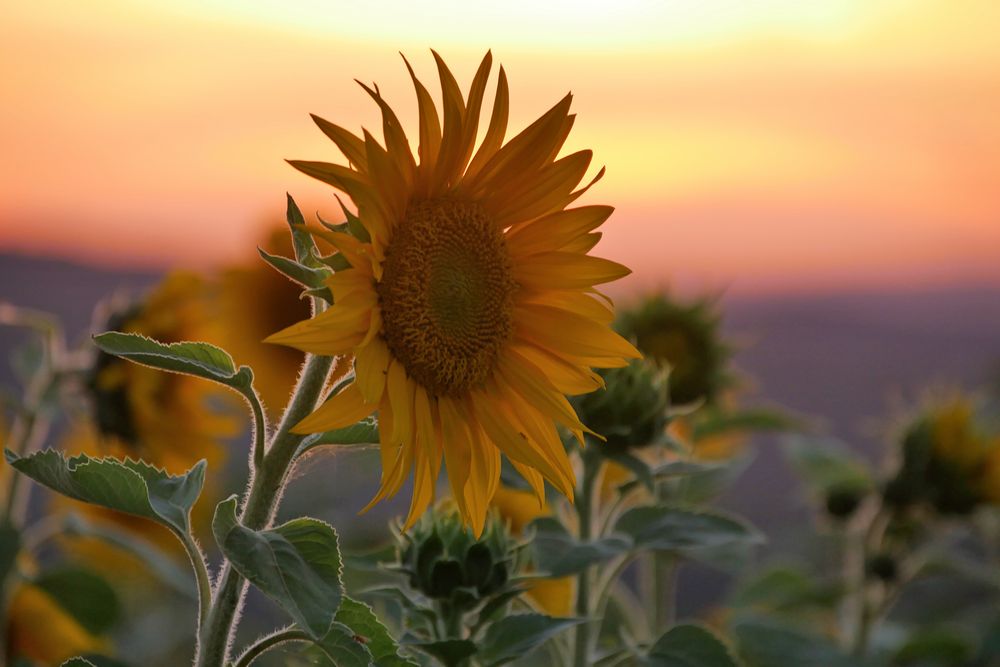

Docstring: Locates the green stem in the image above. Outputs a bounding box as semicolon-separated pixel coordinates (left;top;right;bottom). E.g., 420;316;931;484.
242;385;268;472
572;448;600;667
178;531;213;636
232;627;310;667
652;556;677;634
196;351;335;667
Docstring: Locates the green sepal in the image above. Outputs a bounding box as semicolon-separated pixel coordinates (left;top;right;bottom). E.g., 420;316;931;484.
212;496;344;639
257;246;330;290
285;194;324;265
297;416;379;456
4;449;205;536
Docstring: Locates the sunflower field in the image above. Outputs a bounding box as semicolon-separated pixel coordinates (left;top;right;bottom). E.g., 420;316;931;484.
2;42;1000;667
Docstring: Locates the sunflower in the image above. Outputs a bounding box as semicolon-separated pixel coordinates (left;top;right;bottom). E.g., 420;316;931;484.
267;51;639;534
59;272;234;559
6;584;107;665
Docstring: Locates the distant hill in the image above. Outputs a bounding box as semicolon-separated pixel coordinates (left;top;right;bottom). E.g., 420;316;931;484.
3;251;999;612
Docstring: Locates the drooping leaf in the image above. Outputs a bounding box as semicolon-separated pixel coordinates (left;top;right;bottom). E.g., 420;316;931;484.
693;408;799;441
297;416;380;456
92;332;252;392
647;624;742;667
529;517;630;577
479;614;582;666
613;505;763;556
62;513;195;597
34;567;120;635
733;618;857;667
4;449;205;536
212;496;344;639
782;435;872;495
603;449;655;492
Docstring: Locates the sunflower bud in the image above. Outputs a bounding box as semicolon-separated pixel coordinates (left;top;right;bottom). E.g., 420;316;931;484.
573;358;670;453
615;293;731;406
397;505;517;609
825;483;865;520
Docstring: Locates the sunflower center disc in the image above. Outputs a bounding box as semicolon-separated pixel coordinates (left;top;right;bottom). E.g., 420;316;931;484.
378;199;516;397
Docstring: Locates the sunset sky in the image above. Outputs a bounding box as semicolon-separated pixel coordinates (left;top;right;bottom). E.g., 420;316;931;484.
2;0;998;295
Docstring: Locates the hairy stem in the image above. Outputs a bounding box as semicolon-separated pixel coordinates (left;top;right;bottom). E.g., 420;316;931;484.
196;351;335;666
572;448;600;667
232;627;310;667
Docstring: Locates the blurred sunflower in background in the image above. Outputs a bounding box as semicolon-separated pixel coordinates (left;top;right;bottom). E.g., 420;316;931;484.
267;51;639;533
615;292;746;461
58;271;235;558
491;485;574;616
214;225;321;415
5;584;106;665
886;394;1000;514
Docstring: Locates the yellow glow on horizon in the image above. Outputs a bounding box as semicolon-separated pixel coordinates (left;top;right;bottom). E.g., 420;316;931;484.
2;0;999;294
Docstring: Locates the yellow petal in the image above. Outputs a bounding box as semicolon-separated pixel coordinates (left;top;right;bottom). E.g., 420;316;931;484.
510;341;604;395
292;382;377;434
520;289;614;324
310;114;368;171
402;54;442;192
355;337;390;403
463;66;509;183
513;252;630;290
505;205;613;256
510;459;546;508
491;150;592;227
515;303;641;362
356;79;416;184
438;395;473;525
404;386;441;529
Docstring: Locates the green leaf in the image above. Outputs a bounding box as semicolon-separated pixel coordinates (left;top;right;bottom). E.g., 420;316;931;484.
212;496;344;639
731;566;841;613
894;627;974;666
616;460;724;495
60;660;97;667
313;621;376;665
783;436;872;495
692;408;799;441
297;416;380;456
733;618;856;667
34;567;120;635
479;614;582;666
529;517;630;577
647;624;742;667
407;639;477;667
92;332;252;392
78;657;130;667
5;449;205;536
334;597;418;667
613;505;763;556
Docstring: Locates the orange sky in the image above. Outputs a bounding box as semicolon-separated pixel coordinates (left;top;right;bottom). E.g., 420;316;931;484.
2;0;999;295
